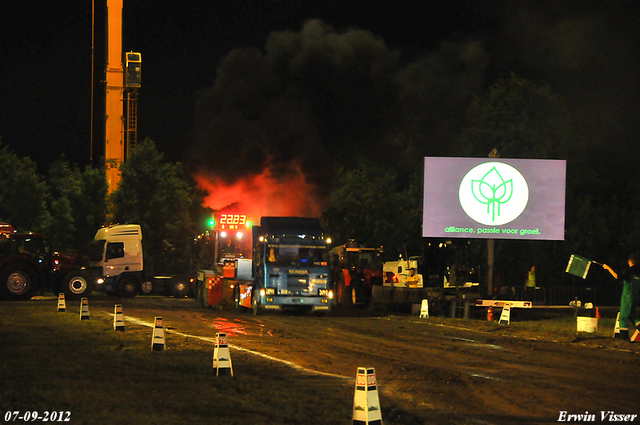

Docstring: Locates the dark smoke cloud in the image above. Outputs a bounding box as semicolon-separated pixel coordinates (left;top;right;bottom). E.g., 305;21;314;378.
188;20;398;192
188;19;487;194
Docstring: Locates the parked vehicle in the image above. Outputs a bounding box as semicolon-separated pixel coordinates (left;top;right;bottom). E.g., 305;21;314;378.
196;216;333;315
0;223;79;300
67;224;194;298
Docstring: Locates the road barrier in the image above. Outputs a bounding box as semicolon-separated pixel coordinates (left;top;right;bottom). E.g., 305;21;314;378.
352;367;382;425
113;304;125;331
57;293;66;312
151;317;165;351
613;312;621;338
79;298;90;320
213;332;233;376
498;303;511;325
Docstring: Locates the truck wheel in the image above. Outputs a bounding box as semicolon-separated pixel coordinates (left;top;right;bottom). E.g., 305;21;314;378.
351;281;367;306
251;288;263;316
335;273;350;306
170;276;190;298
117;276;138;298
63;270;94;300
1;264;37;300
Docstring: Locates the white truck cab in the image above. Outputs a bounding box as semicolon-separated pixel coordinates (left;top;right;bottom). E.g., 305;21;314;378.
89;224;145;296
90;224;143;275
383;257;423;287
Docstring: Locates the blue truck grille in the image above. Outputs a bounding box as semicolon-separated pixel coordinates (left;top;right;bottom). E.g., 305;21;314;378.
287;275;309;293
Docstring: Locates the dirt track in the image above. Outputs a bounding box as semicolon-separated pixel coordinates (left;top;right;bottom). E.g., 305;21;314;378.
91;296;639;425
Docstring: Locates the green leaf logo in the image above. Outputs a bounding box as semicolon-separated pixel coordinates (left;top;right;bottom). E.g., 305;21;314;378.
471;166;513;222
459;162;529;226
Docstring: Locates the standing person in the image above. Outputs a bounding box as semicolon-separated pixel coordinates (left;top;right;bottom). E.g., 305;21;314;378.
525;266;536;301
221;237;236;254
603;253;640;341
406;267;423;287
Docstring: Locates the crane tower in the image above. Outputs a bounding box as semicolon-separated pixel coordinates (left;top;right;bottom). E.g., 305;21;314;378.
104;0;140;192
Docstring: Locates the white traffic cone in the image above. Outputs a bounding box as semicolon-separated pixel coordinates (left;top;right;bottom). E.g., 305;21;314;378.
213;333;233;376
57;293;66;312
113;304;125;331
352;367;382;425
613;312;621;338
79;297;90;320
151;317;165;351
498;303;511;325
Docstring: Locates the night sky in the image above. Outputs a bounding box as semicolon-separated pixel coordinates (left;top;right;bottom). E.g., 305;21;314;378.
1;1;638;178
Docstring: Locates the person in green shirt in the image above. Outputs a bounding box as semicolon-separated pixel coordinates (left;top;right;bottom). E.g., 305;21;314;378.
525;266;536;301
603;253;640;341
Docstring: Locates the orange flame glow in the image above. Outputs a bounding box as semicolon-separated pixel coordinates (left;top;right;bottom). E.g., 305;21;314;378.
194;165;322;222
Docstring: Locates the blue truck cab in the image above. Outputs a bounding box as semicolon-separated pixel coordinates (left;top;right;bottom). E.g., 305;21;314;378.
236;217;333;315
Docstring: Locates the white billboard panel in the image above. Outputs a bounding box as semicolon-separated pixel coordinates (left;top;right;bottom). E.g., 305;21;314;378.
423;157;566;240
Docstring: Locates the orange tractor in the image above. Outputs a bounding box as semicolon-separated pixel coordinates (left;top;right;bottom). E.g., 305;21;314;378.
330;240;384;307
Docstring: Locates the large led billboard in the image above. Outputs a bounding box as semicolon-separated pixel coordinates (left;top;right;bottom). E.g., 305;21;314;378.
423;157;566;240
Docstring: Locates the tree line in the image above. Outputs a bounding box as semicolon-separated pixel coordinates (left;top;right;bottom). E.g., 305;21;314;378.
1;74;635;304
0;138;203;276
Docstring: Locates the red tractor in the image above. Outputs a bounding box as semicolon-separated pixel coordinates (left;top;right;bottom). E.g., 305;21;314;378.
0;223;79;300
330;240;383;307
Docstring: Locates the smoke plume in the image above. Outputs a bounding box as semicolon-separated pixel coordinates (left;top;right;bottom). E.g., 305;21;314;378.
188;19;488;216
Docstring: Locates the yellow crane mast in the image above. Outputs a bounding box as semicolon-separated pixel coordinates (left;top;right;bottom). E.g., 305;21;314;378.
104;0;141;192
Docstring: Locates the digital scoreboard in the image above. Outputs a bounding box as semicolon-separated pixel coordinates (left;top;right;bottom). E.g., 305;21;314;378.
210;213;252;230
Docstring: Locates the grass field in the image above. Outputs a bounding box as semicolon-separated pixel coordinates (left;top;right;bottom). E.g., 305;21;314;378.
0;299;354;425
1;298;634;425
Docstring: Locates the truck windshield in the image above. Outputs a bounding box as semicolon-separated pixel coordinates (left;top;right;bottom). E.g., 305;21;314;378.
266;244;328;267
349;251;383;271
89;240;106;262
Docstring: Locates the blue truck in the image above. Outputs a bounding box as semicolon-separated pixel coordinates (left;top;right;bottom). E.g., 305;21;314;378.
197;216;333;315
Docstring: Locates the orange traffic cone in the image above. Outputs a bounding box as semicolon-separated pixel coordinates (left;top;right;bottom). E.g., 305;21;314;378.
596;307;600;319
487;307;494;322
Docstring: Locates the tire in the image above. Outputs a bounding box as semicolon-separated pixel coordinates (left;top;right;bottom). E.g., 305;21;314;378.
251;287;263;316
117;276;138;298
1;264;37;300
170;276;190;298
350;278;367;306
335;272;350;306
351;285;359;305
63;270;94;300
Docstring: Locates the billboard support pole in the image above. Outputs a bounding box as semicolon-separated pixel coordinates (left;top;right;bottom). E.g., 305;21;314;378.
486;149;499;297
